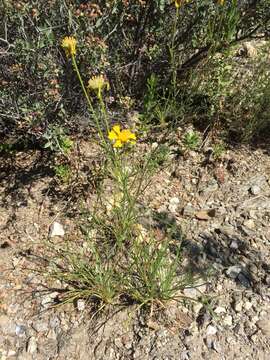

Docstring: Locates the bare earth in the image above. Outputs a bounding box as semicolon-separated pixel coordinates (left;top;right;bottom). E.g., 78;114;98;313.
0;137;270;360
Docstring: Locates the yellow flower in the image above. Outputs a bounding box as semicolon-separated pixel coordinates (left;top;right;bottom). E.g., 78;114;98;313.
88;75;110;98
218;0;225;4
61;36;77;57
108;124;136;148
175;0;183;8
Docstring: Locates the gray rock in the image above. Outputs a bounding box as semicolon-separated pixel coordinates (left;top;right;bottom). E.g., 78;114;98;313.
244;301;253;311
257;318;270;337
230;240;239;250
183;204;195;217
49;316;60;329
32;319;49;333
183;284;206;299
226;265;242;279
250;185;261;195
15;324;27;337
219;225;236;238
237;273;251;288
41;291;59;308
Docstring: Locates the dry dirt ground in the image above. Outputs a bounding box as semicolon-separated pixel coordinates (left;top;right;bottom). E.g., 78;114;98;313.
0;135;270;360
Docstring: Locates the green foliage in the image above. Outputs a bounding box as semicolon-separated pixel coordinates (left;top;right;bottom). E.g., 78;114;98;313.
212;142;226;159
189;40;270;141
183;131;200;150
1;0;269;145
54;164;71;183
124;239;184;304
0;142;15;154
43;126;73;154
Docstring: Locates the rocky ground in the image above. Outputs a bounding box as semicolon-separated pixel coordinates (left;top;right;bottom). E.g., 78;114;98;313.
0;134;270;360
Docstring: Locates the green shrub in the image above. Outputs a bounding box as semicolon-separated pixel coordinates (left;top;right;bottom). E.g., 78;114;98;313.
1;0;269;145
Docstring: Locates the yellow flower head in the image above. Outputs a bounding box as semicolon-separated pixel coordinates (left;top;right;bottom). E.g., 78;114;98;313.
108;124;136;148
217;0;225;4
61;36;77;57
175;0;183;8
88;75;110;98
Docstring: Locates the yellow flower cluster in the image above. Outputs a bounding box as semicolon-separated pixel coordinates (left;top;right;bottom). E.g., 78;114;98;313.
108;125;136;148
88;75;110;98
61;36;77;57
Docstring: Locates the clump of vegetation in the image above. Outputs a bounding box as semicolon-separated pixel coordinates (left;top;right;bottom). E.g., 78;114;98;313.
45;33;195;308
1;0;269;313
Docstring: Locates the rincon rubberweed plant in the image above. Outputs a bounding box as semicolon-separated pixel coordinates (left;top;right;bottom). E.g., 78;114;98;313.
61;36;77;57
108;124;136;148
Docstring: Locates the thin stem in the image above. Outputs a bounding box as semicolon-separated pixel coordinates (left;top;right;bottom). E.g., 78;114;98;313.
170;7;179;97
71;55;106;146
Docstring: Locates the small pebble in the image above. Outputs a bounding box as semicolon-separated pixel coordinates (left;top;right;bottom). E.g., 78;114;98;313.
77;299;86;311
27;337;38;354
234;302;243;313
250;185;261;195
214;306;226;314
226;265;242;279
244;301;253;311
16;324;27;337
206;325;217;336
223;315;233;326
243;219;255;230
168;197;180;213
49;221;65;237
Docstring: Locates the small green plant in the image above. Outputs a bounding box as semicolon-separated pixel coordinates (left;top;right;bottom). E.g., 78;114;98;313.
124;239;184;305
43;126;73;154
212;142;226;159
54;164;71;183
0;143;15;154
183;131;200;150
144;74;158;114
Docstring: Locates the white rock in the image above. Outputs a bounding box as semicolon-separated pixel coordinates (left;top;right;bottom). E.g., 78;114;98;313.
243;219;255;230
230;240;239;250
223;315;233;326
168;197;180;213
27;337;37;354
193;303;203;314
226;265;242;279
244;301;253;311
206;325;217;336
77;299;86;311
234;302;243;313
250;185;261;195
214;306;226;314
49;222;65;237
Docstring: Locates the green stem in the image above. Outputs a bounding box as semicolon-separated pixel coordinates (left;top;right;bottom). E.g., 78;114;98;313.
170;7;179;97
98;94;110;135
71;55;106;146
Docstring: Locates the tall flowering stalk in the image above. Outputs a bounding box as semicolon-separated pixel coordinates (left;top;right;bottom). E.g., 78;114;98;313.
61;36;107;146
